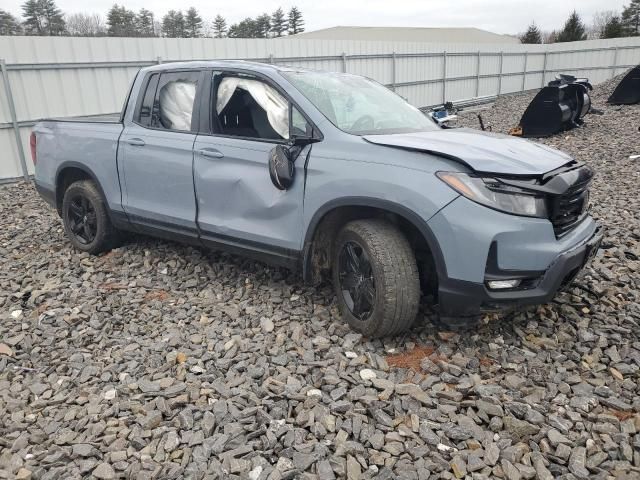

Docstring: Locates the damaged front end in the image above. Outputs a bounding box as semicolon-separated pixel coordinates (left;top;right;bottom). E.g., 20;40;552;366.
510;75;592;138
434;161;600;320
438;161;594;238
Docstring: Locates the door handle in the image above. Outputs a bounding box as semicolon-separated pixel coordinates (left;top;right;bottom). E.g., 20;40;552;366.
126;138;146;147
197;148;224;159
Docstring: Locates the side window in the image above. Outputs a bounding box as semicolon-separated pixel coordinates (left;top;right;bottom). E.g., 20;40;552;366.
137;73;159;127
151;71;199;132
214;75;290;140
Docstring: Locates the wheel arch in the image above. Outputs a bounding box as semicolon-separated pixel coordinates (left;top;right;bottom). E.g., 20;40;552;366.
302;197;447;286
54;162;111;217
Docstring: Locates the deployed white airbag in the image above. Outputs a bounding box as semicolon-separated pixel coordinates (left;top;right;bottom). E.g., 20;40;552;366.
216;77;289;139
159;80;196;131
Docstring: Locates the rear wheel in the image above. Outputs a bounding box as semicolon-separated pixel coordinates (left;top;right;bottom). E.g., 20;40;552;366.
332;219;420;337
62;180;119;254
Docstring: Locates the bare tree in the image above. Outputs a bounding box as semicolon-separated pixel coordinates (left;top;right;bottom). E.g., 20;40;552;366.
541;30;557;44
65;12;105;36
588;10;616;39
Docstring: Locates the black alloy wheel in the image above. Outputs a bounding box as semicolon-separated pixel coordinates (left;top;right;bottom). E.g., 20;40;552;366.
66;194;97;244
338;240;377;321
61;179;120;254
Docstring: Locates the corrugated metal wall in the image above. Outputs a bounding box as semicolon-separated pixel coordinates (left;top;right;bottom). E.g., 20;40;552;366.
1;35;639;180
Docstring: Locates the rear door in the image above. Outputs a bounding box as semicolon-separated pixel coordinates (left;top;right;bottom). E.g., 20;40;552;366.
120;70;204;235
193;70;315;261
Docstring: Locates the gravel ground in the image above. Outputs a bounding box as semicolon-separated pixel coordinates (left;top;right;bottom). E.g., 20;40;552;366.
1;74;640;480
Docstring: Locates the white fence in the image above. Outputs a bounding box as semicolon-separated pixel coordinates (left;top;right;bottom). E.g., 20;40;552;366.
1;35;639;181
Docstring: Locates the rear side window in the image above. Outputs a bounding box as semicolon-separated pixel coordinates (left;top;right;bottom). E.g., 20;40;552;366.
137;73;159;127
151;71;200;132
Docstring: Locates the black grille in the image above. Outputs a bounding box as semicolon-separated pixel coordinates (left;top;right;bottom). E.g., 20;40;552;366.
550;179;591;237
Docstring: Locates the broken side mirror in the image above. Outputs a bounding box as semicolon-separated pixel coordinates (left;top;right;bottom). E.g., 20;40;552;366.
269;145;295;190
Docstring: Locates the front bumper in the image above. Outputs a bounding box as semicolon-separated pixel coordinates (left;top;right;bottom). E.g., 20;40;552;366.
437;225;603;317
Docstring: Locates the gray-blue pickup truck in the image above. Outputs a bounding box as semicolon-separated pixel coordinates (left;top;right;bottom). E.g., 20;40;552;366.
33;60;603;337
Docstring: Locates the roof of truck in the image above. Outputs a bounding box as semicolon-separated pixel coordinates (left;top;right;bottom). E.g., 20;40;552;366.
141;60;305;74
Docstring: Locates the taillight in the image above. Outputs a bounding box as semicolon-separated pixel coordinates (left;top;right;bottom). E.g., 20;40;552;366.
30;132;37;165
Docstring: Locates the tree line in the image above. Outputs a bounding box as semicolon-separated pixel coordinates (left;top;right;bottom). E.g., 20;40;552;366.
2;1;640;42
0;1;305;38
520;2;640;44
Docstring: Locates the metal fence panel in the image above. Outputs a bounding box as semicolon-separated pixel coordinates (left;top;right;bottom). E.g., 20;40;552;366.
1;35;640;180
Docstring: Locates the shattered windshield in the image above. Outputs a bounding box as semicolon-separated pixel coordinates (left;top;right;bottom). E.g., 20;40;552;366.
282;70;439;135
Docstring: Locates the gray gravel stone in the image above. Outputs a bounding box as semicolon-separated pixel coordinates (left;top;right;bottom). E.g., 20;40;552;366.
92;463;116;479
568;446;590;479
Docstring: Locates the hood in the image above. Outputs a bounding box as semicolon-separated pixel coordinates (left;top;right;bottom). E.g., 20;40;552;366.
363;128;573;176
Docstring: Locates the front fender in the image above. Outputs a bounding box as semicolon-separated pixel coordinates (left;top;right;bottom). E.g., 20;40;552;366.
301;159;459;280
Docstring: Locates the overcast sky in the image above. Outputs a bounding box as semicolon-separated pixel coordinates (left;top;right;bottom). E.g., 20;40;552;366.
2;0;630;35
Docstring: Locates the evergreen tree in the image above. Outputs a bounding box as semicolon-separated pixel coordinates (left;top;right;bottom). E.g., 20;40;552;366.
622;0;640;35
22;0;66;35
228;17;259;38
21;0;40;34
106;4;137;37
106;4;120;35
136;8;155;37
520;23;542;43
287;6;304;34
227;23;239;38
162;10;186;38
184;7;202;38
0;9;22;35
255;13;271;38
270;7;286;37
602;15;625;38
556;11;587;42
212;14;227;38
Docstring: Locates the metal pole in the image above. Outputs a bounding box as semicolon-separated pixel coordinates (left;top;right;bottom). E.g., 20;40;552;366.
611;47;619;77
497;51;503;95
156;56;162;64
521;51;528;91
341;53;347;73
391;52;396;91
269;53;274;64
0;59;30;182
541;51;548;87
442;51;447;103
475;50;481;98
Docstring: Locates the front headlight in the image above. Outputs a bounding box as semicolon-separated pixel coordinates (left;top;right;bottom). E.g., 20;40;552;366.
436;171;548;218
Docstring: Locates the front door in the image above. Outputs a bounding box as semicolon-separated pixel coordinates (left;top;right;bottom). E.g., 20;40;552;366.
120;70;202;234
193;72;314;262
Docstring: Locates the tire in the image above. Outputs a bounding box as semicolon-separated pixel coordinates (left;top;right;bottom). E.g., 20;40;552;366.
332;219;420;337
61;180;119;254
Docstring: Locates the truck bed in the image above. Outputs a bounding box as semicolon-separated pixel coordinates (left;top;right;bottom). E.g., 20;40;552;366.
34;117;125;215
44;113;122;124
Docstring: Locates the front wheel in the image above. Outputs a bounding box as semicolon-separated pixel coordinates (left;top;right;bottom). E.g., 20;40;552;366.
62;180;119;254
332;219;420;337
